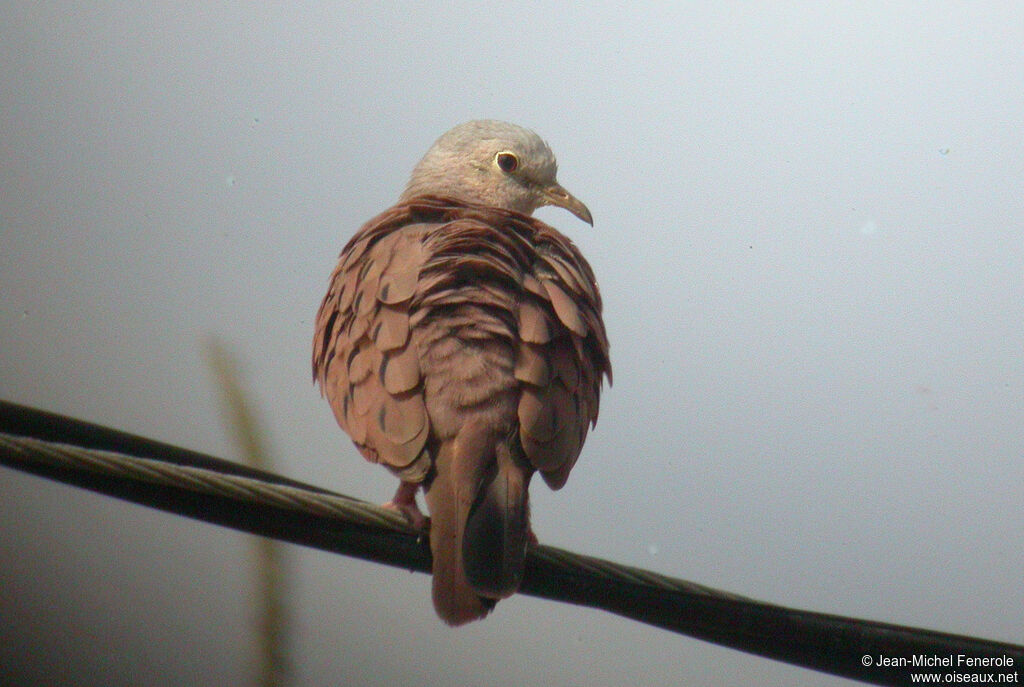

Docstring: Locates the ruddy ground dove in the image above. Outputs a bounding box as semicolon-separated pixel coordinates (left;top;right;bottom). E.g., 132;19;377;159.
313;120;611;624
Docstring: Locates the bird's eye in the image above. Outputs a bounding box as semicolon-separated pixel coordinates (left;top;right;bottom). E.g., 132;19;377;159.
495;151;519;173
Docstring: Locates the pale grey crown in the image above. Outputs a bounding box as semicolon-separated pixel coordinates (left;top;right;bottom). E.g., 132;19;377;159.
399;120;593;225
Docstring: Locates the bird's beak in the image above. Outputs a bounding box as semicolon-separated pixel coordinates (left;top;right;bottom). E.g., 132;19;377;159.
541;183;593;226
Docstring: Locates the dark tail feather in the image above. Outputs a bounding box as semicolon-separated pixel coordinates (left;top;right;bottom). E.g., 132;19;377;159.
424;441;495;626
462;442;530;599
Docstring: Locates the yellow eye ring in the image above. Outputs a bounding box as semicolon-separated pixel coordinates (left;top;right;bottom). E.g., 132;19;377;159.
495;151;519;173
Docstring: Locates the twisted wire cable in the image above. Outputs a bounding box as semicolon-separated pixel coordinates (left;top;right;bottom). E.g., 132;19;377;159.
2;401;1021;686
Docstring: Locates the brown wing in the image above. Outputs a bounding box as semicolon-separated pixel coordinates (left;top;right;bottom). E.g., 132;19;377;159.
313;196;611;488
313;207;433;482
511;216;610;489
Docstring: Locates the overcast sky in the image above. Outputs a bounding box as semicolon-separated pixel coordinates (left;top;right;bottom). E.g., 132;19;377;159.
2;3;1022;685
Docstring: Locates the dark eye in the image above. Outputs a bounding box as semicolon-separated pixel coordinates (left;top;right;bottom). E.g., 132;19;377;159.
495;151;519;173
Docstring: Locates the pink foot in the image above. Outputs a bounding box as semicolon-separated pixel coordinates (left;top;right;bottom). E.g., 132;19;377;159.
382;481;428;531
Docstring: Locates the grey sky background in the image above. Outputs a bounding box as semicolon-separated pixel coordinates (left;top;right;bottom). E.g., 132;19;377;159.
2;3;1022;685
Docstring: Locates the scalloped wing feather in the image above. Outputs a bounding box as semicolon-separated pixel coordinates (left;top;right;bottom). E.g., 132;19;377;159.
313;195;610;487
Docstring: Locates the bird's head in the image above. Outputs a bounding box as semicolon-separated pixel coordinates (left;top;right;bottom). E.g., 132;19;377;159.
400;120;592;225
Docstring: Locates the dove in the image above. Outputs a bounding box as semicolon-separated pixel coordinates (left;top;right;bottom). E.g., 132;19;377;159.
313;120;610;624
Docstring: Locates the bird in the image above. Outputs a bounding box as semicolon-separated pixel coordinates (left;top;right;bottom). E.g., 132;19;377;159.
313;120;611;625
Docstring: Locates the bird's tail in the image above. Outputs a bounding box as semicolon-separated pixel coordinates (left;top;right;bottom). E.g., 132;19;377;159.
424;420;529;625
462;439;530;598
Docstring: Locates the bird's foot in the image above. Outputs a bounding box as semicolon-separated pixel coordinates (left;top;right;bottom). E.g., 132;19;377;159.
382;481;429;531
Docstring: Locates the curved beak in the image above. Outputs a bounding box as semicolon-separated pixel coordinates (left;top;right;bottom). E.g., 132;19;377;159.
541;183;593;226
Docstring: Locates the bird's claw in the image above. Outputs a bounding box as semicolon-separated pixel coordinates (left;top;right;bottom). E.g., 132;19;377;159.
382;499;429;531
382;481;429;531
